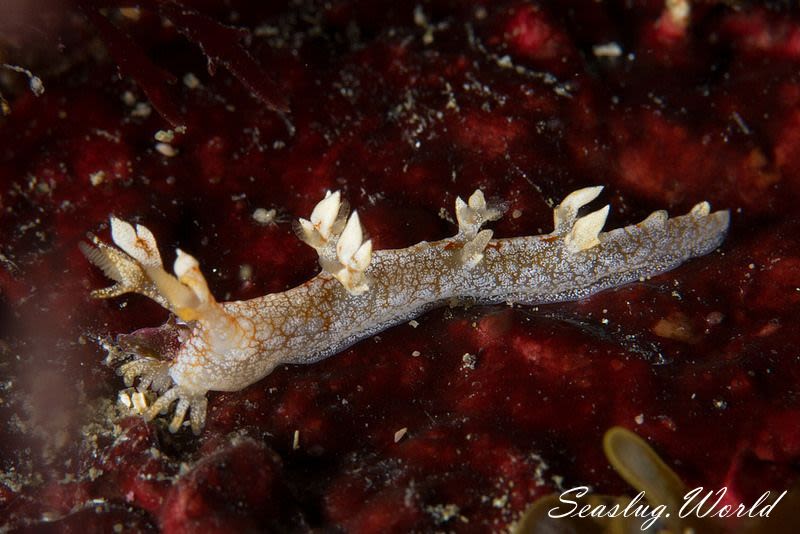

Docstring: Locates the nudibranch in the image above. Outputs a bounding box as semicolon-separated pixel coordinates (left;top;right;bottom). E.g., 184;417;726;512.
82;187;729;434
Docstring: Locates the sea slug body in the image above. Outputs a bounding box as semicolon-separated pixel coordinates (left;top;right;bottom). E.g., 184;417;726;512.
82;187;730;434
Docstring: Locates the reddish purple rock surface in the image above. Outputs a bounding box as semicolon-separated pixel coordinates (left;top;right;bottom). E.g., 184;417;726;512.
2;1;800;532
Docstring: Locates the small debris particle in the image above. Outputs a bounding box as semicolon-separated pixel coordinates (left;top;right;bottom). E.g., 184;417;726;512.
413;5;426;26
119;7;141;20
411;350;421;357
461;353;477;370
292;429;300;450
253;208;277;225
29;76;45;96
426;503;461;524
155;143;177;157
593;42;622;57
254;24;279;37
113;524;123;533
408;319;419;328
88;466;103;481
122;91;136;106
438;207;455;224
492;494;508;508
132;102;152;118
652;312;696;343
731;111;751;135
183;72;201;89
394;427;408;442
154;130;175;143
239;264;253;281
713;398;728;410
511;209;522;219
2;64;45;96
634;413;644;425
413;5;435;45
666;0;690;26
89;171;106;186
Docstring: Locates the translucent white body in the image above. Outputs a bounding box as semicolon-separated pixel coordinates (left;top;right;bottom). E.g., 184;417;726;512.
83;187;729;433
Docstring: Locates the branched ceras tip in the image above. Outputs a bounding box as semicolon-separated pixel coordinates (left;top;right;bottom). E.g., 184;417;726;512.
551;185;610;253
455;189;504;239
552;186;720;254
455;189;504;269
297;191;373;295
106;217;214;320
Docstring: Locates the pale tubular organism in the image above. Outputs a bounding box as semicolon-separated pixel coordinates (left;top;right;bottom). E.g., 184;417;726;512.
82;187;730;434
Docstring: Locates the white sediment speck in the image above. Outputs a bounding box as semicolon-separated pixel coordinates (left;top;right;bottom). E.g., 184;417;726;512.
154;130;175;143
131;102;152;118
593;42;622;58
183;72;201;89
89;171;106;186
253;208;277;225
155;143;177;157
